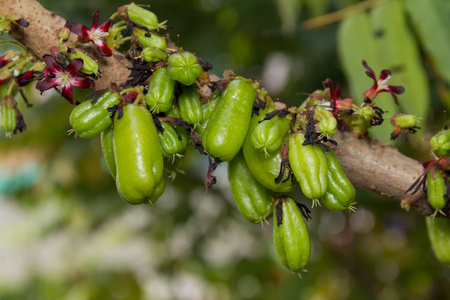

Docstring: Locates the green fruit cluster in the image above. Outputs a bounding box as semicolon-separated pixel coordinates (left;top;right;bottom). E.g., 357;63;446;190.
64;5;362;274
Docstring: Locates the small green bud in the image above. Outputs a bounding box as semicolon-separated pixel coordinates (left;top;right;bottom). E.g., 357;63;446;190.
141;47;167;63
119;4;167;31
0;95;17;137
392;113;417;128
358;106;375;121
133;28;167;50
430;130;450;157
70;49;100;77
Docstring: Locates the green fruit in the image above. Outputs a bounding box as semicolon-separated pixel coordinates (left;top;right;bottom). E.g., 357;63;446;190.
251;115;290;157
178;84;203;125
0;97;16;138
69;90;120;138
195;93;219;138
141;47;167;63
202;79;255;161
427;168;447;217
315;106;337;138
167;52;203;86
430;130;450;158
243;105;296;193
273;197;311;273
158;121;189;156
321;148;356;212
288;132;328;203
120;4;166;31
114;104;164;204
228;151;273;223
70;49;100;77
100;126;116;179
145;67;175;113
133;28;167;50
426;217;450;266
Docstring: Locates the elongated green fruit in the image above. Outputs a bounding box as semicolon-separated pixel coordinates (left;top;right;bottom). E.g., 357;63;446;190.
145;67;175;113
273;197;311;272
196;93;219;138
0;97;16;138
228;151;273;223
178;84;203;125
243;105;296;193
321;148;356;212
288;132;328;201
133;28;167;50
427;168;447;217
100;126;116;179
158;121;189;156
251;115;290;156
202;79;255;161
114;104;164;204
69;90;120;138
426;217;450;266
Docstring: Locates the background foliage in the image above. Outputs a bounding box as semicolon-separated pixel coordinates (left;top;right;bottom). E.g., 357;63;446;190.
0;0;449;299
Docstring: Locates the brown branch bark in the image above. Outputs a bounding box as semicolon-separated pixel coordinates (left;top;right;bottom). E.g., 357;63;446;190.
1;0;438;217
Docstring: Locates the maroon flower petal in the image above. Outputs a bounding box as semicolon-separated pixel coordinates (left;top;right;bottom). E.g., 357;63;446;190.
36;77;61;91
15;18;29;28
98;18;113;33
15;71;35;86
387;85;405;95
61;84;74;104
71;77;95;89
42;54;62;73
362;60;376;81
91;11;100;29
68;22;90;38
379;70;391;81
65;58;84;76
94;40;112;57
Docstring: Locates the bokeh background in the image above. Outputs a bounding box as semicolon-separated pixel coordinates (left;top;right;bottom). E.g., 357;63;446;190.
1;0;450;299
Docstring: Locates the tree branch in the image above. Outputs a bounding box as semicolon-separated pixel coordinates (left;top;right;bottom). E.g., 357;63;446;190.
1;0;437;217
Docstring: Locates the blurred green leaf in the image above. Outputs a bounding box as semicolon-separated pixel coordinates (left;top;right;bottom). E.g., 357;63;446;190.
303;0;330;17
274;0;302;34
404;0;450;92
370;0;429;140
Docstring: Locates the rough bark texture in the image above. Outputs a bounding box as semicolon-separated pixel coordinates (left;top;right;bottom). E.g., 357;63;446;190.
1;0;442;217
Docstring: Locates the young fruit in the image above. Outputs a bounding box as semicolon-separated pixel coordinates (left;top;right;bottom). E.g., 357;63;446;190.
69;90;120;138
251;115;290;157
178;84;203;125
425;217;450;266
114;104;164;204
158;121;189;157
243;105;296;193
133;28;167;50
321;148;356;212
119;4;167;31
228;151;273;223
0;95;16;137
141;47;167;63
100;126;116;179
314;105;337;138
273;197;311;273
167;52;203;86
426;168;447;217
202;79;255;161
430;130;450;158
145;67;175;113
288;132;328;205
195;93;219;138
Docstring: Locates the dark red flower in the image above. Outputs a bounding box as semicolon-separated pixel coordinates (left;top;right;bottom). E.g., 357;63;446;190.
362;60;405;104
67;11;113;57
36;54;94;104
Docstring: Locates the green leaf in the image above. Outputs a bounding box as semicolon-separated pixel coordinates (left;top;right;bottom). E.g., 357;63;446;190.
370;0;429;140
404;0;450;86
